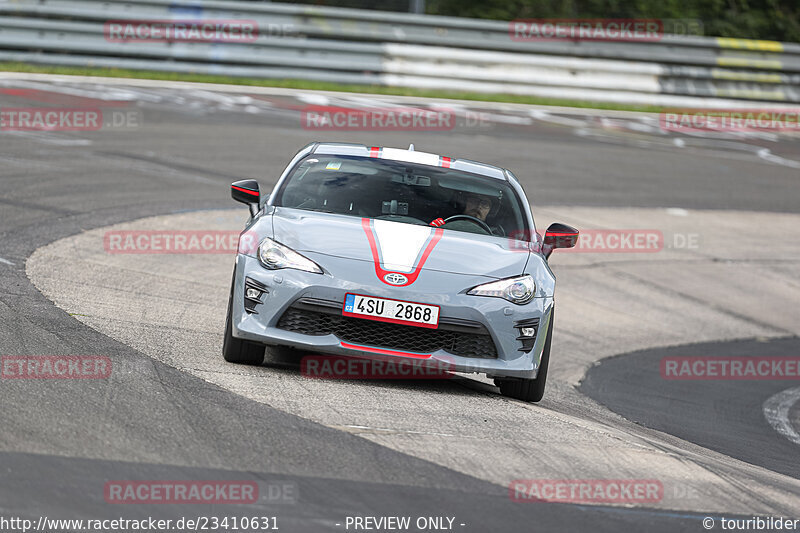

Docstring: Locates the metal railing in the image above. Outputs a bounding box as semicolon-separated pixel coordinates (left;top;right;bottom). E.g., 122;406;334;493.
1;0;798;106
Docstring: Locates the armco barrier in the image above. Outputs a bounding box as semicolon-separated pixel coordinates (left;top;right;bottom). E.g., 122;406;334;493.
0;0;798;106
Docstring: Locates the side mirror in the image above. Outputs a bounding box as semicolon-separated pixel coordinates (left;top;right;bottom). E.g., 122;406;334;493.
231;179;260;217
543;223;579;259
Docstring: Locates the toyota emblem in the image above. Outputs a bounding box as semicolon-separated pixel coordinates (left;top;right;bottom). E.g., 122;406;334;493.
383;273;408;285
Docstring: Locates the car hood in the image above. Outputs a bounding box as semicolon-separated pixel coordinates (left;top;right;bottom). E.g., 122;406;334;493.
271;207;529;278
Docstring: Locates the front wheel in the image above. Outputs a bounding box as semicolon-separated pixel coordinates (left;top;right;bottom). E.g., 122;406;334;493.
495;307;554;403
222;275;265;365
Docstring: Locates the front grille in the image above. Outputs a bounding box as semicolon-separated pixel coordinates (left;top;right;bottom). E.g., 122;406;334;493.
276;299;497;359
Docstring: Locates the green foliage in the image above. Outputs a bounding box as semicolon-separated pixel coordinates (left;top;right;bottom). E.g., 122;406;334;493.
426;0;800;41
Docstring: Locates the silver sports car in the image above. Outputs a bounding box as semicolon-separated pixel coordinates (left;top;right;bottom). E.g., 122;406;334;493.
223;142;578;402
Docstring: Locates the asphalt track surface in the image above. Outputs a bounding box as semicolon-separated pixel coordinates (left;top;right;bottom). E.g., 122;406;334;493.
581;337;800;481
1;74;799;532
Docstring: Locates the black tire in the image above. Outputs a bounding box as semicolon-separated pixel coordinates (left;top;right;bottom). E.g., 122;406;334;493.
495;307;554;403
222;274;265;365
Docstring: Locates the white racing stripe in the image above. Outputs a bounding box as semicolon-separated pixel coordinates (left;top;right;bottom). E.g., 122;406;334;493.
763;386;800;446
372;219;431;273
380;147;440;166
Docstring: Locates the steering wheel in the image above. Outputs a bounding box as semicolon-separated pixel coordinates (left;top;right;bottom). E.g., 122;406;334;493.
443;215;493;234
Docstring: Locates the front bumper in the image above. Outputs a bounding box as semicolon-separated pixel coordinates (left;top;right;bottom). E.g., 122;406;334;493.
231;254;554;379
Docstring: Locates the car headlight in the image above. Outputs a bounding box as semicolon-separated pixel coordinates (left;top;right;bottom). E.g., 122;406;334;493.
258;238;323;274
467;275;535;305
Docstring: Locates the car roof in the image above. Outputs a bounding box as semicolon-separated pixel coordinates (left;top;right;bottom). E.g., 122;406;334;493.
311;142;508;181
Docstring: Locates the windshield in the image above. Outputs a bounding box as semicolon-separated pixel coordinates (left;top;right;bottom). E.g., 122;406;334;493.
274;154;529;238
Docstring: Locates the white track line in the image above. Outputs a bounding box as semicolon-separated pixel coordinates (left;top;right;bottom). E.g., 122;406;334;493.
763;386;800;446
0;257;14;266
758;148;800;169
342;425;459;437
0;72;666;118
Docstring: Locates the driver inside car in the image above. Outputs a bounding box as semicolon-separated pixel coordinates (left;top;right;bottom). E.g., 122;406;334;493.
429;192;499;235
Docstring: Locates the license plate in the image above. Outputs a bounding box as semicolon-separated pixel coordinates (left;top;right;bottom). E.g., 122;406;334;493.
343;293;439;329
